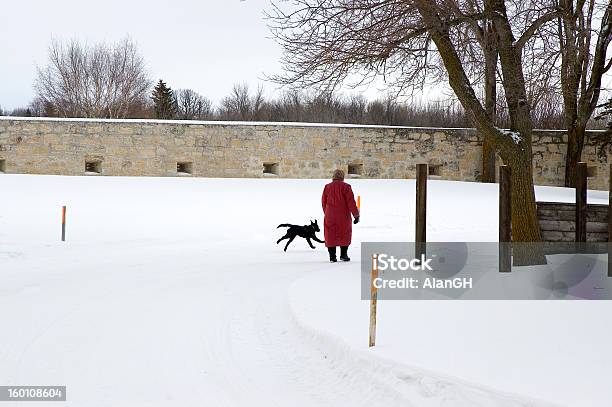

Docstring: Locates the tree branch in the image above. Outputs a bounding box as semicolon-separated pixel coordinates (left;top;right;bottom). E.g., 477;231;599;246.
516;9;563;50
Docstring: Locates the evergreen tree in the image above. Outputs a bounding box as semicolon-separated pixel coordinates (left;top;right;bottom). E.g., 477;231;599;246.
151;80;177;120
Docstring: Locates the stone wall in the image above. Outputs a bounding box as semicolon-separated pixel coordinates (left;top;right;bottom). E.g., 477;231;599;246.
0;117;611;189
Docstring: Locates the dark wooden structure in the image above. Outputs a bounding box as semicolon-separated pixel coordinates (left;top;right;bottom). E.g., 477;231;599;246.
416;163;427;244
499;166;512;272
537;202;609;242
415;164;427;259
575;162;588;242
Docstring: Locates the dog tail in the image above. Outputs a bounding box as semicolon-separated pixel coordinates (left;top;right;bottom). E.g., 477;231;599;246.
277;224;292;228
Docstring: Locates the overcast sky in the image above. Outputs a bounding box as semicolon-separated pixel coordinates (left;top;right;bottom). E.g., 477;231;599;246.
8;1;605;114
0;0;306;111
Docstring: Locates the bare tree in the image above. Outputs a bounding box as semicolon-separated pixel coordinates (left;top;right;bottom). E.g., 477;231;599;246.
34;38;151;118
219;83;267;120
556;0;612;186
252;85;266;120
254;89;471;126
268;0;566;250
219;83;252;120
437;1;562;182
176;89;213;120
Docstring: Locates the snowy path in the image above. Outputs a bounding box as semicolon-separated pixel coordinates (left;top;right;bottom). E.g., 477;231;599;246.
1;175;608;406
1;239;558;407
0;238;428;406
1;238;336;406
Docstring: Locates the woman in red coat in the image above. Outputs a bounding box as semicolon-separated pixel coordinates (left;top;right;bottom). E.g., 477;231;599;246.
322;169;360;262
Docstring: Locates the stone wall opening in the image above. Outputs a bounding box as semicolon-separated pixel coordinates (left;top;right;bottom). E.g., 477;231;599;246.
85;160;102;174
587;166;598;179
263;162;279;176
348;163;363;177
429;164;442;177
177;162;193;175
0;159;5;174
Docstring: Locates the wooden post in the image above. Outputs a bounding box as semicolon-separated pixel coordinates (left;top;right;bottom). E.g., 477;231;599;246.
499;165;511;272
609;164;612;277
416;164;427;259
369;254;378;347
61;206;66;242
576;162;587;243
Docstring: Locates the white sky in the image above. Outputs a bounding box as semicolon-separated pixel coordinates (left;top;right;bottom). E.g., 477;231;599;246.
2;1;608;113
0;0;303;110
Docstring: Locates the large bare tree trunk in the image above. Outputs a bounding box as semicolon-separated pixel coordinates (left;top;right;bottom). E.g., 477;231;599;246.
482;141;496;182
490;0;544;263
494;137;542;243
564;125;586;187
510;158;540;241
481;21;498;183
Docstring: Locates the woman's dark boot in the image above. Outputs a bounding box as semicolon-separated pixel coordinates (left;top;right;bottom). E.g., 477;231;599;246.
328;247;337;262
340;246;350;262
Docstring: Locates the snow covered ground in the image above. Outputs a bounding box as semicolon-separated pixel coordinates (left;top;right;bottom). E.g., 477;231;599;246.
0;174;610;406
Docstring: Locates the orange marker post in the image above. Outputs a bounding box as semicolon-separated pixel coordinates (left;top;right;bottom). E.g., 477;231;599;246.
357;195;361;210
61;206;66;242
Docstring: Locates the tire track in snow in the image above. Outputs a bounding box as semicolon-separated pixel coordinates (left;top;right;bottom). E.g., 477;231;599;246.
209;270;411;407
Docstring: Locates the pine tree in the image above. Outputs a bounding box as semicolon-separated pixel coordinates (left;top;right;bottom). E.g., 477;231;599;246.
151;80;177;120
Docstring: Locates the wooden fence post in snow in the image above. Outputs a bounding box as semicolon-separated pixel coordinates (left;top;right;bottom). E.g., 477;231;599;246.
61;206;67;242
416;164;427;260
369;254;378;348
608;164;612;277
576;162;587;243
499;165;511;272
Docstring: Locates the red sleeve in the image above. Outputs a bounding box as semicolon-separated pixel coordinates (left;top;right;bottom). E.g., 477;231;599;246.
344;185;360;218
322;185;328;214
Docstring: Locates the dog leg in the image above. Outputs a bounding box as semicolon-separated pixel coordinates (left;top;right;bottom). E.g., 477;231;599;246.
312;236;325;244
284;236;296;252
277;234;289;244
306;238;316;249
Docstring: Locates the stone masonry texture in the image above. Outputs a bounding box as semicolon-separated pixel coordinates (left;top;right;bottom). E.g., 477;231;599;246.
0;117;611;190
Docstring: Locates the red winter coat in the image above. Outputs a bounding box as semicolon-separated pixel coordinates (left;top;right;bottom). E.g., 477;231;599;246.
322;179;360;247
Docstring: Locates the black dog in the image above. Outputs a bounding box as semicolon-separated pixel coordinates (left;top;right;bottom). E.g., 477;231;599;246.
277;220;325;252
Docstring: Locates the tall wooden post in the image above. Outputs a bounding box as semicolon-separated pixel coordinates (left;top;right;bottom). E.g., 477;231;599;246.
369;254;378;347
61;206;67;242
416;164;427;260
609;164;612;277
499;165;512;272
576;162;587;243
